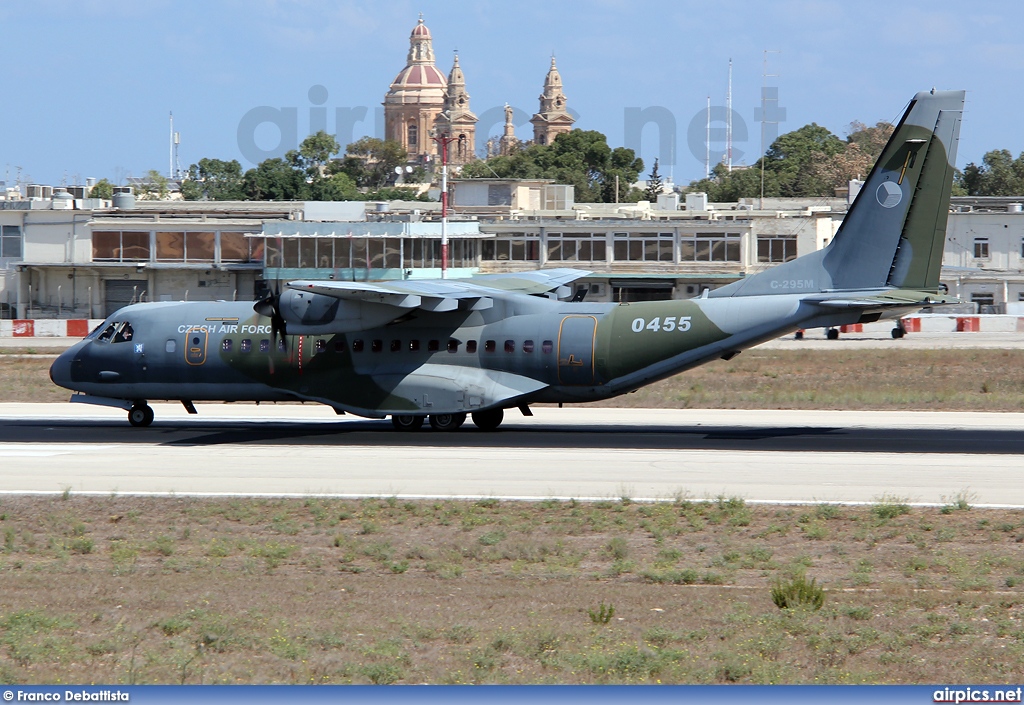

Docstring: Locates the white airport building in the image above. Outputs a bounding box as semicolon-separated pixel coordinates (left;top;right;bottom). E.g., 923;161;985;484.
1;182;1023;320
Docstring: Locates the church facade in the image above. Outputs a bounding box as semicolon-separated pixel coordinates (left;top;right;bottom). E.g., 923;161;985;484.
383;16;574;165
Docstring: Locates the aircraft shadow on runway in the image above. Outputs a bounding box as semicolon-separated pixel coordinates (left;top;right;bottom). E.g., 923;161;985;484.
3;419;1023;454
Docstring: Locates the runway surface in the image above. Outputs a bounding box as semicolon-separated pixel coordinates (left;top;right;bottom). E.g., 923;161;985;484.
0;403;1021;506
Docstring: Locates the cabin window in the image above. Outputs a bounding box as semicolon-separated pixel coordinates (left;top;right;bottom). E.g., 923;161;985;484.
466;340;477;353
390;339;401;352
352;339;364;353
484;340;496;353
260;339;270;353
277;339;287;352
523;340;535;353
165;339;176;353
504;340;515;353
542;340;553;353
240;339;252;353
371;340;383;353
447;339;460;353
428;340;440;352
222;339;233;352
315;339;326;353
409;340;420;352
334;339;346;353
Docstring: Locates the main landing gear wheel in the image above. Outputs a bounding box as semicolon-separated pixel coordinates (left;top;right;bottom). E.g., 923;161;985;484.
471;408;504;431
128;403;154;428
891;326;906;339
429;413;466;431
826;328;840;340
391;415;425;431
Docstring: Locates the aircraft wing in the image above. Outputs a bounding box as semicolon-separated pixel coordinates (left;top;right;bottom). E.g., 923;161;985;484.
286;268;591;313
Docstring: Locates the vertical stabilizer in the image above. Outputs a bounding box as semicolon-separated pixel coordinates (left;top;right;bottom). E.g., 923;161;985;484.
712;90;964;299
823;89;964;291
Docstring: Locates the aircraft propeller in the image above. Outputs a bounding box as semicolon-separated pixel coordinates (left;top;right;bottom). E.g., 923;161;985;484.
254;281;287;351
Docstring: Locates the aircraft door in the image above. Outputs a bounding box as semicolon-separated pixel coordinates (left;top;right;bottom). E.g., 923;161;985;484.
557;315;597;385
184;328;208;365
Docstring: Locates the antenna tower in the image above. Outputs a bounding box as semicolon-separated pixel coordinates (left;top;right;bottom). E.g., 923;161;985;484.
760;50;781;206
726;58;733;173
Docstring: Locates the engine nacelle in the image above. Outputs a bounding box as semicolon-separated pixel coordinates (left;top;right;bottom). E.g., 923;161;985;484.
278;290;400;335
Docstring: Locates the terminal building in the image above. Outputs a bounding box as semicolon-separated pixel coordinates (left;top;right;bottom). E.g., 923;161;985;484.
3;183;1024;320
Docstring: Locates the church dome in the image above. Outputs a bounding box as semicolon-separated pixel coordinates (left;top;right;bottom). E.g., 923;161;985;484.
390;63;447;90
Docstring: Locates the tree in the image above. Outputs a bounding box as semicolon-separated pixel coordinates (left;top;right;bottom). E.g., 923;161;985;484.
89;178;114;200
338;138;408;189
296;131;340;175
643;159;664;203
181;158;246;200
135;170;170;200
460;130;643;203
957;149;1024;196
846;120;894;165
242;158;308;201
684;120;894;201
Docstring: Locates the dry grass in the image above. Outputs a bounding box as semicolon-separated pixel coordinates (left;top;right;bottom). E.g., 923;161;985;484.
9;349;1024;409
0;495;1022;684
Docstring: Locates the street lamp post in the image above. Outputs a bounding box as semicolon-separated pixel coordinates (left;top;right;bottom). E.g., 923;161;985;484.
430;131;463;279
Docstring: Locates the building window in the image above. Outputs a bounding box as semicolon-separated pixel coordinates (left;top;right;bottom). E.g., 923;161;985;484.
155;231;214;262
611;232;674;262
92;231;150;262
757;235;797;263
481;235;540;261
679;232;741;262
974;238;990;259
0;225;23;259
220;232;262;263
407;123;418;148
546;234;607;262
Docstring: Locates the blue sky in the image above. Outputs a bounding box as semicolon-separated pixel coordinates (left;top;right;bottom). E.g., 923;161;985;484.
2;0;1023;188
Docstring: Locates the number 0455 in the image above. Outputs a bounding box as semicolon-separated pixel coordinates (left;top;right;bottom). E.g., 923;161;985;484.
630;316;692;333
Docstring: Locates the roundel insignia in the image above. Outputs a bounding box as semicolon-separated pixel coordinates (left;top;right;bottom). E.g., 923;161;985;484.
876;181;902;208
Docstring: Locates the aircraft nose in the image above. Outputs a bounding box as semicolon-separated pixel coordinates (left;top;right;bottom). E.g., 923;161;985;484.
49;342;84;390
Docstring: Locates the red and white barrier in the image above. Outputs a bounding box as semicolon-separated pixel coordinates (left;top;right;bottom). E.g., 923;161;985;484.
0;319;102;338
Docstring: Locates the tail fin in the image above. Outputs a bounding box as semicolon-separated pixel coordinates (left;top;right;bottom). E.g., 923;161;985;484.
712;90;964;298
824;89;964;290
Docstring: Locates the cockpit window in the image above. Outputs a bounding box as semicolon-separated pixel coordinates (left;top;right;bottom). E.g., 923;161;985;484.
112;322;134;343
97;322;119;342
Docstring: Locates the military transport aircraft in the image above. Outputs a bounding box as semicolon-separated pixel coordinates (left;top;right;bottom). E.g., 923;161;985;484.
50;89;964;431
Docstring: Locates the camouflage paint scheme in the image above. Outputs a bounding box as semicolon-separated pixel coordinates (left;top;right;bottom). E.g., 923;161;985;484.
50;90;965;427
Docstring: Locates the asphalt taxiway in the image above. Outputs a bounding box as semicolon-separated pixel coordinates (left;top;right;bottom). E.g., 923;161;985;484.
0;403;1020;506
